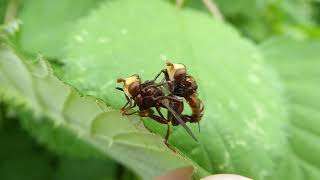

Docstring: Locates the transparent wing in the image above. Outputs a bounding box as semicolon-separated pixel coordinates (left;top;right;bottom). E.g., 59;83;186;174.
162;101;198;142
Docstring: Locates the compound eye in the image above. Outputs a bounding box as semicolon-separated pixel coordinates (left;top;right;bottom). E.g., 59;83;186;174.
174;69;186;82
128;82;140;97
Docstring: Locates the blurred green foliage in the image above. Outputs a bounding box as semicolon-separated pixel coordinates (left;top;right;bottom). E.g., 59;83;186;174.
183;0;320;41
0;0;8;24
0;106;123;180
0;117;54;180
0;104;136;180
0;0;319;179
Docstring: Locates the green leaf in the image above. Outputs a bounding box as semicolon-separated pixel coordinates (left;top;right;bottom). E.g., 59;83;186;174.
55;158;119;180
260;37;320;180
0;0;9;24
0;108;123;180
0;44;197;179
18;0;104;58
61;0;288;179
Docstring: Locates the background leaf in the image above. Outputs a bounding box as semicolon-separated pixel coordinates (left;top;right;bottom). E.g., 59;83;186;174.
0;108;127;180
55;157;119;180
0;0;9;24
185;0;319;41
61;0;288;179
260;37;320;180
18;0;104;58
0;118;54;180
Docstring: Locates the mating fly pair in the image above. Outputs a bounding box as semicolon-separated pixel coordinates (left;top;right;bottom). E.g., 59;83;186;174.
116;62;204;149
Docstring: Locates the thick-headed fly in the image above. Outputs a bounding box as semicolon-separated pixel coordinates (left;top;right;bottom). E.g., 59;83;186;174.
153;62;204;131
116;74;198;149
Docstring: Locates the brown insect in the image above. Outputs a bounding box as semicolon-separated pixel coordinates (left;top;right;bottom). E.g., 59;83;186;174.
153;62;204;131
116;74;198;148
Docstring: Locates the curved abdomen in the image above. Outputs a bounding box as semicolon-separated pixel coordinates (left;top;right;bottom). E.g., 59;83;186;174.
185;93;204;122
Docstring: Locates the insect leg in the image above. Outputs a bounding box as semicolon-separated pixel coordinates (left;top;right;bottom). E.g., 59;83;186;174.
123;109;139;115
164;123;172;150
127;95;133;107
152;69;166;82
156;107;165;119
116;87;134;113
147;113;176;152
121;102;137;115
120;95;131;110
158;107;172;149
154;96;182;103
156;106;173;145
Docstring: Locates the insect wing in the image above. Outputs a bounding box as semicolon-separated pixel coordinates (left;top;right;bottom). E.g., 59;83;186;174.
162;101;198;142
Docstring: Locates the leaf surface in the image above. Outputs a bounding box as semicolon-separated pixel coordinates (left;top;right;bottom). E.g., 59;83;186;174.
19;0;104;58
0;43;195;180
61;1;288;179
260;37;320;180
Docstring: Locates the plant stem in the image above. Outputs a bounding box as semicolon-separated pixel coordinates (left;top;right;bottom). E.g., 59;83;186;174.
4;0;18;24
202;0;224;20
176;0;184;8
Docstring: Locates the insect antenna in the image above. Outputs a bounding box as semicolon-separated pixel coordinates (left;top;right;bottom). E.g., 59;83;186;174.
161;100;198;142
117;78;125;84
166;61;173;66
